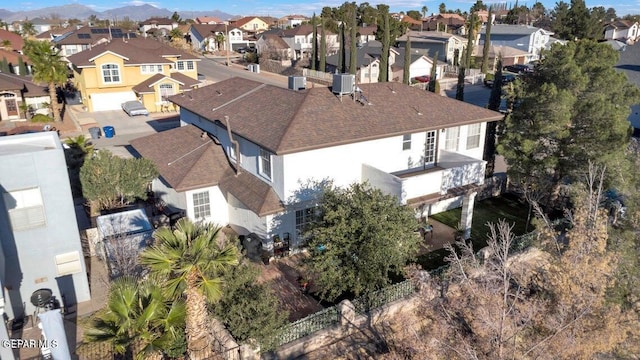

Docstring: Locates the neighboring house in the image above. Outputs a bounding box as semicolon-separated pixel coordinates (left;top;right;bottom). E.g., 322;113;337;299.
256;33;293;60
0;49;31;75
34;28;69;42
53;26;138;59
139;17;178;38
279;24;338;60
400;15;423;31
603;39;627;51
229;16;270;34
188;24;249;52
277;15;309;29
132;77;502;253
472;44;532;68
0;131;91;323
195;16;223;24
28;17;58;34
67;37;200;112
396;31;466;64
0;72;49;121
479;24;553;61
393;47;446;82
615;43;640;131
0;29;24;52
357;25;378;44
325;40;397;83
604;20;640;44
422;13;466;34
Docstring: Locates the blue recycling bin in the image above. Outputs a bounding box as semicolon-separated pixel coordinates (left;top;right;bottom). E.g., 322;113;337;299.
103;126;115;138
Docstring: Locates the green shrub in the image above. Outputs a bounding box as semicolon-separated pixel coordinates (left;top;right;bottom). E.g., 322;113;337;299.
485;73;495;81
30;114;54;123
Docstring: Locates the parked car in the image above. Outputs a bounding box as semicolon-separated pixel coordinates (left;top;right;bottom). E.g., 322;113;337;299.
503;64;533;74
483;73;517;87
121;101;149;117
414;75;431;83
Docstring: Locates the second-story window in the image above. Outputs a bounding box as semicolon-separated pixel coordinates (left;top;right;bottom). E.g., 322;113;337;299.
176;61;194;71
141;65;163;74
101;64;120;83
466;123;481;149
402;134;411;150
259;147;272;179
444;126;459;151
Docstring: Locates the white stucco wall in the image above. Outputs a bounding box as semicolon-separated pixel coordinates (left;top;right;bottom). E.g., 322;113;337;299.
152;177;186;211
184;186;228;226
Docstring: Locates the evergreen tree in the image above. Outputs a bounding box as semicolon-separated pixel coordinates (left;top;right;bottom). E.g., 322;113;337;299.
551;1;571;39
485;55;503;177
339;23;346;73
439;2;447;13
320;22;327;72
378;5;390;82
481;8;493;74
566;0;601;40
403;36;411;85
17;55;27;76
428;51;439;93
487;55;503;111
0;57;8;73
311;13;318;71
456;65;465;100
464;13;475;68
349;3;358;75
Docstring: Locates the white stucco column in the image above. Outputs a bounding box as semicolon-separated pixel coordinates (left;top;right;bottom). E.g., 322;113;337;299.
460;192;477;240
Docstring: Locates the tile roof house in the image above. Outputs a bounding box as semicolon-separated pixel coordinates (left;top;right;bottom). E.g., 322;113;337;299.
604;20;639;44
67;37;200;112
132;77;503;253
188;24;250;52
396;31;466;64
278;24;338;60
229;16;270;35
52;26;138;59
139;17;179;38
0;132;91;329
422;14;467;35
0;30;24;52
0;72;50;121
479;24;553;61
357;25;378;44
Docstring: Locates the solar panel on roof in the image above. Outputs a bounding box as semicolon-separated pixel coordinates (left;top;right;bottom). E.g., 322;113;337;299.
78;33;91;39
112;28;122;33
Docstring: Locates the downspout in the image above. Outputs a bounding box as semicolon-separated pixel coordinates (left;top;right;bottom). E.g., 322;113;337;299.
224;115;241;176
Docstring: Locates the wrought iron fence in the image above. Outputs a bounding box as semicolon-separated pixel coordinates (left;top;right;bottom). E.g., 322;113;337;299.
277;305;341;346
351;280;416;315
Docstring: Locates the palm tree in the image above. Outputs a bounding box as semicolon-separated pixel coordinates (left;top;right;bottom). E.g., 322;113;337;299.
85;277;186;359
22;40;67;122
421;6;428;31
214;33;225;51
21;21;36;38
169;28;183;41
139;218;239;356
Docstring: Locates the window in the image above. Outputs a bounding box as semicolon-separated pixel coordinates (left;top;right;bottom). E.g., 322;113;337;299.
159;83;174;100
402;134;411;150
466;123;481;149
101;64;120;83
424;130;436;164
176;61;194;71
192;191;211;219
295;207;317;236
444;126;459;151
3;188;46;231
186;61;194;70
259;148;272;179
141;64;163;74
176;61;184;71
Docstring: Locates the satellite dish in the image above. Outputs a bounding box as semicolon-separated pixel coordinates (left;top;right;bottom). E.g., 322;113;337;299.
30;288;53;307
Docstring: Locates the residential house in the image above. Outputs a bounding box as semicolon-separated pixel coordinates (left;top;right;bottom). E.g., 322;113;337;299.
392;47;446;83
422;13;466;35
279;24;338;60
67;37;200;112
53;26;138;59
188;24;249;52
139;17;178;38
472;44;532;68
229;16;270;35
325;40;397;83
0;49;31;75
28;17;58;34
256;34;293;60
0;72;49;121
604;20;639;44
0;29;24;52
400;15;423;31
195;16;223;25
615;43;640;131
131;77;503;253
0;131;91;323
357;25;378;44
277;15;309;29
396;31;466;64
479;24;553;61
34;28;69;42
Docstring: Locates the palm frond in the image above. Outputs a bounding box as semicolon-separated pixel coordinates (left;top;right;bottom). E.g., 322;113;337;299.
198;276;225;303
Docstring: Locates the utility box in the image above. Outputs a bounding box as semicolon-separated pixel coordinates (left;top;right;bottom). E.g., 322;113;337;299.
288;76;307;90
332;73;356;95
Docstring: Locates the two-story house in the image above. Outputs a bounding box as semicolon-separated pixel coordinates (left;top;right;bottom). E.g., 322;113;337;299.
256;34;293;60
325;40;398;83
396;31;466;64
0;132;91;324
67;38;200;112
0;73;50;121
131;76;502;252
277;15;309;29
392;47;446;83
479;24;553;62
229;16;270;35
279;24;338;60
604;20;639;44
188;24;249;52
139;17;179;38
53;26;138;59
357;25;378;45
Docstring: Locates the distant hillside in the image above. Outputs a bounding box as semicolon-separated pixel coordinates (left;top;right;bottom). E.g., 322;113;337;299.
0;4;234;22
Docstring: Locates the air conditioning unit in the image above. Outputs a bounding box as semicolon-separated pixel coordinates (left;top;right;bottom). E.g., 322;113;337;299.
288;76;307;90
332;74;356;95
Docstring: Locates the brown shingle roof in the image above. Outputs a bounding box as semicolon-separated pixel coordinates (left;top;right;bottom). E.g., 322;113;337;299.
0;73;48;97
67;37;199;67
54;26;137;46
140;18;174;26
259;34;290;49
190;24;229;38
0;49;30;66
0;29;24;51
130;124;284;216
168;77;503;155
196;16;223;24
132;72;200;94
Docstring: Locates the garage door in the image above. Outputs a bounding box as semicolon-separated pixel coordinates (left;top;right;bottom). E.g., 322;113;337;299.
91;92;137;112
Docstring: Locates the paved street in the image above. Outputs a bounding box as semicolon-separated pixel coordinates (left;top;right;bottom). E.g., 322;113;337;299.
199;55;291;88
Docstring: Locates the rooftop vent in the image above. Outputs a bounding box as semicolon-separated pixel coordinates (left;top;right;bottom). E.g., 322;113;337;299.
288;76;307;91
332;74;356;96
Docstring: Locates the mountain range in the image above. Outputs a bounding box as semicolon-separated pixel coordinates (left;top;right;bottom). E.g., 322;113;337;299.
0;4;234;22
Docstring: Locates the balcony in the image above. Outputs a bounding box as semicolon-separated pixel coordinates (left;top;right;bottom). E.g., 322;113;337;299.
363;150;486;206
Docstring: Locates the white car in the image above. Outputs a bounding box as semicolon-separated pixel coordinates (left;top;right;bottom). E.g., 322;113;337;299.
121;101;149;117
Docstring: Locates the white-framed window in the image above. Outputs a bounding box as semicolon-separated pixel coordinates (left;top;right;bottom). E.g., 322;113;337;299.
101;63;120;83
444;126;459;151
175;61;194;71
159;83;174;100
259;148;272;179
424;130;436;164
192;191;211;219
186;61;194;70
295;207;318;237
3;187;46;231
466;123;481;149
141;64;163;74
402;134;411;150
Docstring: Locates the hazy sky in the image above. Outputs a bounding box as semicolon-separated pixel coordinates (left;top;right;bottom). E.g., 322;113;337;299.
5;0;639;18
